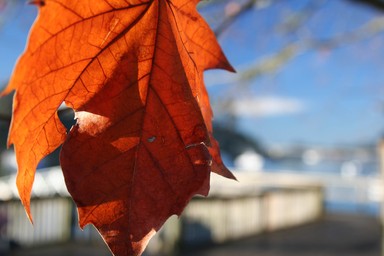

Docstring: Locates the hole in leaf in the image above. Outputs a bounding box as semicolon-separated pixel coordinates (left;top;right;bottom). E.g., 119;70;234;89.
58;103;75;132
147;136;156;143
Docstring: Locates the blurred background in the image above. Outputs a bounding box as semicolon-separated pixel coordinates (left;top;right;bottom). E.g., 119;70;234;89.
0;0;384;255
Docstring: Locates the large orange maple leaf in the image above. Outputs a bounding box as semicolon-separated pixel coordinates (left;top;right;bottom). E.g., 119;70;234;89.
2;0;234;255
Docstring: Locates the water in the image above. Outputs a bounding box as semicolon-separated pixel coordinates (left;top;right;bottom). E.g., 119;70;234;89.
263;158;379;177
262;158;382;215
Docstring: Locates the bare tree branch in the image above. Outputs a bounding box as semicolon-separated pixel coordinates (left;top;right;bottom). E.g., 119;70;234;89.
229;15;384;84
349;0;384;12
239;44;299;82
213;0;324;84
214;0;257;37
0;113;11;123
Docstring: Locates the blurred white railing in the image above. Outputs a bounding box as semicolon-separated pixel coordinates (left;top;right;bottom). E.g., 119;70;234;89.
235;171;383;213
0;168;380;210
146;173;324;254
0;198;72;246
179;185;323;244
0;168;326;255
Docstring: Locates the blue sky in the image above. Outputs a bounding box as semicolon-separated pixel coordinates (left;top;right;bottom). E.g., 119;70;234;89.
204;0;384;146
0;0;383;147
0;1;36;84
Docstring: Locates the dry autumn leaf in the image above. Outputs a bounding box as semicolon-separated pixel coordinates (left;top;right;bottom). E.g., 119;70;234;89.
2;0;234;255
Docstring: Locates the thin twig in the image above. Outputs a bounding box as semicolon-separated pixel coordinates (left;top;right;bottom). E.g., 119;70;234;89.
349;0;384;12
214;0;256;37
0;113;11;123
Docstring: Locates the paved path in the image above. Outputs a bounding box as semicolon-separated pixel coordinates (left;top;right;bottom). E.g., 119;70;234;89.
179;213;382;256
9;243;111;256
8;213;382;256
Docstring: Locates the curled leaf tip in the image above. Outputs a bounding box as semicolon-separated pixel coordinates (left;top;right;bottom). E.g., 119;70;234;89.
21;200;34;225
